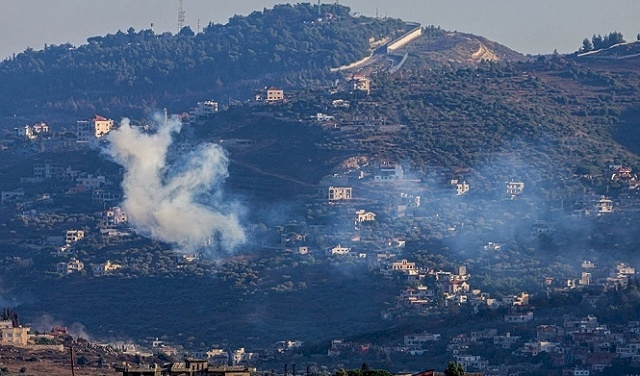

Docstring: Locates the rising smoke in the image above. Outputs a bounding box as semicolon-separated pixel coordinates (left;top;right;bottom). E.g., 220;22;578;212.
104;114;246;255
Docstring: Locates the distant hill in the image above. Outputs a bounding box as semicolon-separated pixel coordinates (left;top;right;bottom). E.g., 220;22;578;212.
405;30;524;68
0;3;406;119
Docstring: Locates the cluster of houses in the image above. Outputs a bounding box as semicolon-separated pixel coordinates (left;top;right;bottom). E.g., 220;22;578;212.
438;311;640;375
549;260;637;298
15;121;50;140
609;165;640;190
379;257;523;319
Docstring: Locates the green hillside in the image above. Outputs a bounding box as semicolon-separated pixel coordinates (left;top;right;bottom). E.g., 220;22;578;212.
0;3;405;119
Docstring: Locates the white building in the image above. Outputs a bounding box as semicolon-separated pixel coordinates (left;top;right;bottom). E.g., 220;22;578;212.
65;230;85;244
56;258;84;275
77;175;106;190
506;181;524;196
505;311;533;323
374;164;403;181
404;332;441;348
192;100;219;118
330;245;351;255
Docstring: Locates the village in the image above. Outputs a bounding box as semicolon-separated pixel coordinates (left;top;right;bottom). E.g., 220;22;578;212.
1;76;640;376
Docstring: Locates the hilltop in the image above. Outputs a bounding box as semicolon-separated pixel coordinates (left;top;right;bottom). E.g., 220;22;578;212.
0;3;526;123
406;29;524;68
0;3;406;120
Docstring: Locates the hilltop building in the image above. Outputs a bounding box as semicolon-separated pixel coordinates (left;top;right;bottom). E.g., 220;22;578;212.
77;115;114;142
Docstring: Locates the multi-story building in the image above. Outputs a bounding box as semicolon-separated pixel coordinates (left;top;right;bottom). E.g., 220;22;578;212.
265;87;284;102
103;206;128;226
392;259;416;273
328;186;352;201
0;319;29;347
77;115;114;142
65;230;85;244
191;100;219;119
506;181;525;197
374;163;403;181
56;258;84;275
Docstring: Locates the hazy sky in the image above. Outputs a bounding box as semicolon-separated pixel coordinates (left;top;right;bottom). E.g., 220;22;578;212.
2;1;639;60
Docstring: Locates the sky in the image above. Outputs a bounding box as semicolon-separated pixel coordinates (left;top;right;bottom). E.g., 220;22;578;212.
1;1;639;60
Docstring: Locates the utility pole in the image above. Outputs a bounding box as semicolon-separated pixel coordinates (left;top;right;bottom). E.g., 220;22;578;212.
178;0;186;32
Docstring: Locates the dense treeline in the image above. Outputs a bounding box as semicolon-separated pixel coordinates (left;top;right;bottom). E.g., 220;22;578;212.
0;3;405;117
579;31;626;53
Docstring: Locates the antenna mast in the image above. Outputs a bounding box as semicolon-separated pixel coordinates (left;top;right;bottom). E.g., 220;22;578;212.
178;0;186;32
317;0;321;18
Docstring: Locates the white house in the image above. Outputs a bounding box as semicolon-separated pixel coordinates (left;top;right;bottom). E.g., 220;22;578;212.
330;245;351;255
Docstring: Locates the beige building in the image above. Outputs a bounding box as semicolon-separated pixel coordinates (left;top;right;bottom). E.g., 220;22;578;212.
93;260;122;276
350;74;371;95
77;115;114;142
0;320;29;347
266;87;284;102
328;186;352;201
596;196;613;214
392;259;416;273
355;209;376;222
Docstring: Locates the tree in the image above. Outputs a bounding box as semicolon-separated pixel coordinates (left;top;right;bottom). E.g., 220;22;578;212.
580;38;593;53
444;361;464;376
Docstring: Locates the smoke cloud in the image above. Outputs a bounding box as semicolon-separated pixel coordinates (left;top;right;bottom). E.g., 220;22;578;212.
105;115;246;255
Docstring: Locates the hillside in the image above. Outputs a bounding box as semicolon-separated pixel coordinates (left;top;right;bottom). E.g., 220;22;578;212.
4;6;640;373
405;29;524;68
0;3;406;120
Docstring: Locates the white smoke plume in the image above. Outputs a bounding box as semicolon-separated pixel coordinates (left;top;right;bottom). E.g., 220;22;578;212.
105;114;246;255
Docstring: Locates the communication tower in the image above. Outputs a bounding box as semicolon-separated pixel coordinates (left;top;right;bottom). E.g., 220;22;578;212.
178;0;186;32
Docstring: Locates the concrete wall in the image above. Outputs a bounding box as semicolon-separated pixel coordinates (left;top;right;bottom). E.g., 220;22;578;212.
387;24;423;52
